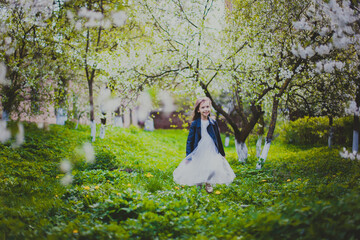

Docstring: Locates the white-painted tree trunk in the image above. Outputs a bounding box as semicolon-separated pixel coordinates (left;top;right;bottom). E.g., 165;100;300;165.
256;139;271;170
256;136;263;158
91;120;96;142
224;136;230;147
56;108;67;125
99;124;106;139
328;127;334;148
131;109;138;126
353;130;359;153
144;118;154;131
114;116;123;127
2;110;9;121
235;140;248;163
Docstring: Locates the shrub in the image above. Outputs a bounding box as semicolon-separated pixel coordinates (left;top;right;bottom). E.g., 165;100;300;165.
280;116;353;146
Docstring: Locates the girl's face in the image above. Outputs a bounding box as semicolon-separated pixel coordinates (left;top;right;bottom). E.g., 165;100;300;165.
198;100;211;120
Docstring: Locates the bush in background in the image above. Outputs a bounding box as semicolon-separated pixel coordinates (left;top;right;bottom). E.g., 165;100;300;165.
279;116;353;146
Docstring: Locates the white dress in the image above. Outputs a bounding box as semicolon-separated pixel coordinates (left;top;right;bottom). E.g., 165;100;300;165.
173;119;236;186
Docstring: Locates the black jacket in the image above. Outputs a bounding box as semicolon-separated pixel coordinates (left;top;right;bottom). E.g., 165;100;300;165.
186;117;225;157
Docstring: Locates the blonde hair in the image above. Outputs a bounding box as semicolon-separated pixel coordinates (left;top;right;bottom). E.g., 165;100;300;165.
191;97;212;121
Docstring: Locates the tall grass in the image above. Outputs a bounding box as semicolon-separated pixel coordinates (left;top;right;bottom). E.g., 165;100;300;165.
1;122;359;239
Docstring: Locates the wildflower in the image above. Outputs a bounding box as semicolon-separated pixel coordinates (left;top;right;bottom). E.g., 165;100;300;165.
55;195;58;198
56;176;59;179
94;186;99;190
145;172;154;178
287;179;291;182
297;178;302;181
86;195;89;198
127;184;132;187
83;186;90;190
73;229;79;234
116;193;121;196
174;186;179;190
215;190;221;195
107;180;110;182
261;180;267;182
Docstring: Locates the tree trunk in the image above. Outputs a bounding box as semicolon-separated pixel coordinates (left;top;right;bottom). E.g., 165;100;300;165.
56;108;67;125
89;80;96;141
2;110;9;121
256;97;279;169
256;115;265;158
256;136;263;158
328;115;333;148
225;134;230;147
235;140;248;163
91;120;96;142
99;114;106;139
353;114;359;153
114;107;124;127
256;138;271;169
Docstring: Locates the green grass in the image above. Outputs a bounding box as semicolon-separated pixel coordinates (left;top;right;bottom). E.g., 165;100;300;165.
1;122;360;239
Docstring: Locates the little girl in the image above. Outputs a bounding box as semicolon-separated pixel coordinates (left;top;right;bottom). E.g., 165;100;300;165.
173;97;235;193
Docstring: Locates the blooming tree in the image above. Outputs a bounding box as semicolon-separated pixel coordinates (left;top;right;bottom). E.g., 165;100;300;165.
289;0;360;155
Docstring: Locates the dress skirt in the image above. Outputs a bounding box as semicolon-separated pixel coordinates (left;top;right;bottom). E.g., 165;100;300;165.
173;126;235;186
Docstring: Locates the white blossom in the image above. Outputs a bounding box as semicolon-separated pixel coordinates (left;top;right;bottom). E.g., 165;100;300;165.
291;45;299;57
112;11;127;27
137;92;152;122
15;123;24;147
335;61;345;70
293;18;312;31
315;61;323;73
4;37;11;45
315;44;332;55
339;147;360;161
60;159;72;173
333;35;352;49
345;101;360;116
159;91;176;114
0;62;10;85
319;27;330;36
323;61;335;73
98;87;121;113
60;173;73;186
296;45;315;59
83;142;95;164
0;120;11;143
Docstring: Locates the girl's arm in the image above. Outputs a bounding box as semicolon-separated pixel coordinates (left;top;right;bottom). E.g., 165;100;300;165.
186;121;196;156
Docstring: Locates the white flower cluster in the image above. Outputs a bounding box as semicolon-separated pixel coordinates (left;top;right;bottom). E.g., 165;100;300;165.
292;17;313;31
159;91;176;114
0;121;24;147
291;45;315;59
0;120;11;143
340;147;360;161
318;0;358;49
345;101;360;116
315;60;345;73
137;92;153;122
83;142;95;164
75;7;127;29
315;44;333;55
97;87;121;114
60;159;73;186
0;62;10;85
278;67;294;79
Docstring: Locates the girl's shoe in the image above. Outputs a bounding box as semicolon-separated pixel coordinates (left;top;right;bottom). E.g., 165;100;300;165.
205;183;213;193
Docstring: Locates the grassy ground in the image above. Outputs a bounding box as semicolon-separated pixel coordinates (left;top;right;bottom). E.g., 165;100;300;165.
1;122;360;239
